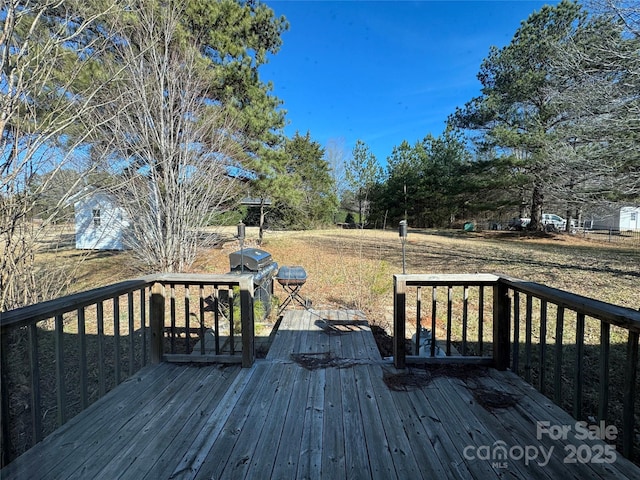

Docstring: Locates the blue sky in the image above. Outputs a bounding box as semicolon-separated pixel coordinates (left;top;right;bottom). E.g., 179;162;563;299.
260;0;559;165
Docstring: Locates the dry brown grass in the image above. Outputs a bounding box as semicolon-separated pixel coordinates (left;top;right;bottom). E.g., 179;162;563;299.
215;227;636;462
188;227;639;326
29;225;638;350
50;225;637;317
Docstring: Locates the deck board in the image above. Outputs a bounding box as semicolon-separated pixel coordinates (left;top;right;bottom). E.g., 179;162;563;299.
270;365;312;478
247;361;298;476
339;355;372;478
91;365;224;480
298;367;325;479
386;383;451;479
4;362;187;480
165;366;257;479
420;377;503;479
320;366;346;479
2;309;639;480
483;368;640;479
123;364;242;480
405;384;476;479
192;362;274;480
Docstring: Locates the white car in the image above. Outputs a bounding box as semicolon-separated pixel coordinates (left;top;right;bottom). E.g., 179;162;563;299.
509;214;574;232
542;213;567;230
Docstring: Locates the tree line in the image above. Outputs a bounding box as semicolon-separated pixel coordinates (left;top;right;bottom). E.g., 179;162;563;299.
2;0;638;311
307;0;639;232
360;0;639;230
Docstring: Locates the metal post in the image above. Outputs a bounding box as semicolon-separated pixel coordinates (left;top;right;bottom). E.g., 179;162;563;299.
237;222;245;272
399;220;407;274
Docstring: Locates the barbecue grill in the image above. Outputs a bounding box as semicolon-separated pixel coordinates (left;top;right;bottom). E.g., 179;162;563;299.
229;248;274;272
276;265;310;315
228;248;278;319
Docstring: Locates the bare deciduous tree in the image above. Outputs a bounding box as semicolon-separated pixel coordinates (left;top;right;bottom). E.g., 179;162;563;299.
89;2;246;273
324;137;350;203
1;1;119;310
346;140;382;227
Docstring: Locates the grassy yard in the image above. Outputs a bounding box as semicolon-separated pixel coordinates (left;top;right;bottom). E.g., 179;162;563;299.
65;225;638;355
190;227;639;326
54;226;638;318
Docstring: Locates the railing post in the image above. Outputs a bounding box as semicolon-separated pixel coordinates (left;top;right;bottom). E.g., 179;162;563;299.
623;330;638;460
493;280;511;370
150;282;165;364
393;275;406;369
239;276;255;368
1;328;11;467
54;314;67;426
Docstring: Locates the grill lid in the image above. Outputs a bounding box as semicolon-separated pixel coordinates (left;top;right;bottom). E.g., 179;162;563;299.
229;248;273;271
276;265;307;286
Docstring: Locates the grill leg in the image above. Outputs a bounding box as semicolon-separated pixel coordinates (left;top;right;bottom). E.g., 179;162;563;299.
277;292;295;316
277;284;308;316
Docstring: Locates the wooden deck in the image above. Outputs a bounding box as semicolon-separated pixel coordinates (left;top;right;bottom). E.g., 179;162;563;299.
2;309;639;479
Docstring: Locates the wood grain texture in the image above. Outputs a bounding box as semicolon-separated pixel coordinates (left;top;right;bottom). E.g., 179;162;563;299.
2;310;638;480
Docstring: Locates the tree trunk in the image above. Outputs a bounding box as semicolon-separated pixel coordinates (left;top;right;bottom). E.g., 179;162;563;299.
358;189;363;227
529;185;544;231
576;207;582;230
518;191;527;218
258;199;265;246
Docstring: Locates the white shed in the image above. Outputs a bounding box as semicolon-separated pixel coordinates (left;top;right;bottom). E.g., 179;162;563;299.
70;188;130;250
588;206;640;232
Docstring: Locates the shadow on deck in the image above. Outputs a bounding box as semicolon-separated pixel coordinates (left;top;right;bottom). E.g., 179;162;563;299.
2;309;638;479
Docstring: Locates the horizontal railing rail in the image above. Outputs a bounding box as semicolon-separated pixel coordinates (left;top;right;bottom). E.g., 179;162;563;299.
0;273;255;467
393;273;640;461
499;275;640;333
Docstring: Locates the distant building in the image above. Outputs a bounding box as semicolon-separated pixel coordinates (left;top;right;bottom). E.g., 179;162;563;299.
240;197;272;207
587;206;640;232
68;187;130;250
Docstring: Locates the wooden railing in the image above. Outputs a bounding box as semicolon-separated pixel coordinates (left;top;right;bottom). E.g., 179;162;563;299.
393;273;640;461
393;274;500;366
149;274;256;367
0;273;255;466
